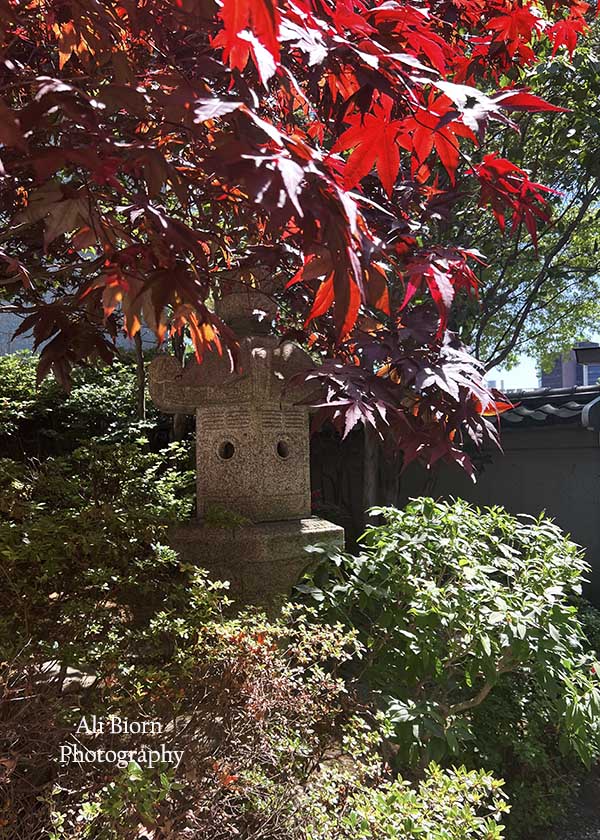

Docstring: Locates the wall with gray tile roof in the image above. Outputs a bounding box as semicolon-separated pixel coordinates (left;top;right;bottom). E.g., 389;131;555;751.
500;385;600;429
400;389;600;604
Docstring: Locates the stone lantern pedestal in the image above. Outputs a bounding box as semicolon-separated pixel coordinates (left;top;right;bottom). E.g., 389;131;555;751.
168;518;341;606
148;290;344;606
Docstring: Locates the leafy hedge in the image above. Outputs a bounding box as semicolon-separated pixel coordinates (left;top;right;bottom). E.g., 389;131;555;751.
0;442;195;667
0;438;509;840
298;499;600;836
0;351;161;458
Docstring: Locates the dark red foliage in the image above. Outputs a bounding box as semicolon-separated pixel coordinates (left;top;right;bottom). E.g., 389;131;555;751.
0;0;589;473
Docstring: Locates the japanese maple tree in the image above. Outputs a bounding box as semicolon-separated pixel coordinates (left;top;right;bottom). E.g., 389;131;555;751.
0;0;589;473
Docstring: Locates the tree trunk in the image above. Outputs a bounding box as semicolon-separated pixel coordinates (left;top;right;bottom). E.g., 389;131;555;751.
362;426;401;527
171;331;186;441
133;331;146;421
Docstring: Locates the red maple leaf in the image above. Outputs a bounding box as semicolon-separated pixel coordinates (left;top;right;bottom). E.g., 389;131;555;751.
547;4;589;58
470;153;556;248
486;4;542;57
332;95;403;196
367;4;449;71
212;0;280;83
398;95;477;185
493;88;568;113
305;271;335;324
400;249;480;337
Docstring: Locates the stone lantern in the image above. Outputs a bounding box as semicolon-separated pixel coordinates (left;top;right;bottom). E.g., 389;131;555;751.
148;290;344;604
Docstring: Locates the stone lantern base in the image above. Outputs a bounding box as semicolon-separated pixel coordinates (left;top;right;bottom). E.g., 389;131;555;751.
169;517;344;607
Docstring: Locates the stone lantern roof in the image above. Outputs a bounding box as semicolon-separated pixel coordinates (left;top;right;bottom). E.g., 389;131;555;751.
148;334;315;416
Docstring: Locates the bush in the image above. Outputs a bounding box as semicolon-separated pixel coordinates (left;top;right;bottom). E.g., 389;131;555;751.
0;448;510;840
297;498;600;834
3;585;509;840
10;609;508;840
27;606;360;840
465;674;585;838
0;351;161;458
0;440;195;666
305;748;508;840
579;597;600;659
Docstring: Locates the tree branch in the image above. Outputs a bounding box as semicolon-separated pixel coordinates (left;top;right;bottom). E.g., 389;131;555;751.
483;185;599;370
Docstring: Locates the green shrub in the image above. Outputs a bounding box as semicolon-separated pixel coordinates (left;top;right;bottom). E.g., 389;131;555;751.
0;451;511;840
4;602;509;840
0;440;195;666
465;674;585;838
305;727;509;840
297;498;600;834
0;349;61;438
579;597;600;659
0;351;161;457
28;606;359;840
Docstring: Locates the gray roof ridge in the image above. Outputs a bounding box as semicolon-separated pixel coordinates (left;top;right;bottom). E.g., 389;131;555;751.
504;384;600;400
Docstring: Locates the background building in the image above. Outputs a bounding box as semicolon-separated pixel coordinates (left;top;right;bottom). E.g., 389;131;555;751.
0;311;37;355
539;341;600;388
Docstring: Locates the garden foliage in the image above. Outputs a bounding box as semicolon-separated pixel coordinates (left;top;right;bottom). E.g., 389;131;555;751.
299;498;600;833
0;442;195;667
466;675;587;836
3;359;600;836
0;350;160;457
1;439;508;840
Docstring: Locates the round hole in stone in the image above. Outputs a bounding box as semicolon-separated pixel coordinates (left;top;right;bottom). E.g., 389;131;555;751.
218;441;235;460
277;440;290;459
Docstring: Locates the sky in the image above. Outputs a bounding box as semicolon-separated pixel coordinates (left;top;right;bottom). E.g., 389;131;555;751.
487;356;539;391
487;331;600;391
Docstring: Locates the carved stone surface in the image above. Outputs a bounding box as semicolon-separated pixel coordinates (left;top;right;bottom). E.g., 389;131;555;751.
148;333;316;522
146;291;345;605
169;518;345;605
197;402;310;520
148;336;316;414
